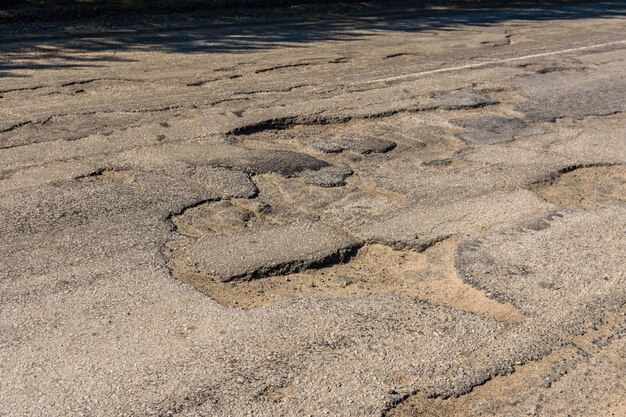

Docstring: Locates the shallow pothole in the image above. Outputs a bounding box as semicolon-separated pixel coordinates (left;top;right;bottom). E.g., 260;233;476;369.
536;165;626;208
386;305;626;417
78;168;136;183
171;198;289;238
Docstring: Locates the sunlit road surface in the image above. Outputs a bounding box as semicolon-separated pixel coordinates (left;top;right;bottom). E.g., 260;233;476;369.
1;2;625;416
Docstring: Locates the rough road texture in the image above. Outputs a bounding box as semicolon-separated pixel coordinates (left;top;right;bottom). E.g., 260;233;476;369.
187;221;360;281
1;2;626;416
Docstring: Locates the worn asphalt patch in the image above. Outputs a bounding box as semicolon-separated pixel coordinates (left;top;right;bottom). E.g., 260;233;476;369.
450;115;544;144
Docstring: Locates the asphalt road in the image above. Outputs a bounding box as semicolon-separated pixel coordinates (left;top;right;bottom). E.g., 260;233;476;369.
1;2;626;416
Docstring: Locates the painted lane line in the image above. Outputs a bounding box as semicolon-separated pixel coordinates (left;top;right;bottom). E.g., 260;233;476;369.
358;39;626;84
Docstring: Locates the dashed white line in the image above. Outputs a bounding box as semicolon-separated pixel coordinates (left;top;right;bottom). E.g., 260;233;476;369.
358;39;626;84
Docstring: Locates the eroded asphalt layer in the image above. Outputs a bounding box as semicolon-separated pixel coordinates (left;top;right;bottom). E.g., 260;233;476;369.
1;2;626;416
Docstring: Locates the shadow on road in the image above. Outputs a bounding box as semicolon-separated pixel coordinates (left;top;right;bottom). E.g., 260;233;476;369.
1;0;625;76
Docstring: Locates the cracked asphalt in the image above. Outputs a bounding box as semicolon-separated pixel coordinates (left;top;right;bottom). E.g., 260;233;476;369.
1;1;625;416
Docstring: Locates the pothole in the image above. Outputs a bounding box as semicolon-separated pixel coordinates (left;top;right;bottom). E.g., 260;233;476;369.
171;198;293;238
229;115;449;159
516;62;590;75
167;235;523;323
78;168;136;183
386;345;584;417
535;165;626;208
386;305;626;417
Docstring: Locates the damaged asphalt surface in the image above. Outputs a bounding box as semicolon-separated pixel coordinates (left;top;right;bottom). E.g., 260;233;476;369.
1;1;626;416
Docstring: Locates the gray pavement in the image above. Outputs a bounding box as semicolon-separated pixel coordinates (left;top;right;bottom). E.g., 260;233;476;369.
1;2;625;416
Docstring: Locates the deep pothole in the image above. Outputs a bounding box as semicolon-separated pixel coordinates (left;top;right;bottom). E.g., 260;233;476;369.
166;229;522;323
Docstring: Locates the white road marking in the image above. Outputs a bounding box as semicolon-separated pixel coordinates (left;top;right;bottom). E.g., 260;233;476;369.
358;39;626;84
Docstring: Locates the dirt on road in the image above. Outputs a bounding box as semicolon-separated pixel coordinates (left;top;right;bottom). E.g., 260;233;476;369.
1;1;625;416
